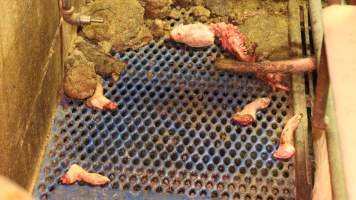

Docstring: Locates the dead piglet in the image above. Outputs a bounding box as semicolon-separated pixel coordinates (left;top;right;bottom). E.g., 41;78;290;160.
256;73;290;92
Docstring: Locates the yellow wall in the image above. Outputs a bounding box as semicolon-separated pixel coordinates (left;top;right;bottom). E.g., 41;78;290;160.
0;0;83;190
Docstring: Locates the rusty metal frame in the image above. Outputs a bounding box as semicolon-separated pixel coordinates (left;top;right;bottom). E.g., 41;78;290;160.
312;41;329;131
288;0;313;199
312;0;339;133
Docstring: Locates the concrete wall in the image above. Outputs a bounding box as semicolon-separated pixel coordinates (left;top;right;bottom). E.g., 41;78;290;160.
0;0;82;190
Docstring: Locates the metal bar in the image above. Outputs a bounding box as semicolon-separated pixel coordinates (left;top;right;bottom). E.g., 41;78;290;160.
288;0;312;199
301;3;316;189
60;0;104;25
308;0;323;62
292;75;312;200
312;41;329;130
307;1;334;200
325;90;348;200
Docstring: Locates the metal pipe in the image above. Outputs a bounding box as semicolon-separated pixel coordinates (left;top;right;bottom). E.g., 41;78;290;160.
325;90;348;200
60;0;104;25
308;0;323;62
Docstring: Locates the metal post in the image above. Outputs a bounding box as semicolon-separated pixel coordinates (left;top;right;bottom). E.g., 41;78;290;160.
325;91;348;200
312;41;329;131
288;0;312;199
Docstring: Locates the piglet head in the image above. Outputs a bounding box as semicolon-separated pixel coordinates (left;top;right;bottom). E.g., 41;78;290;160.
170;24;185;41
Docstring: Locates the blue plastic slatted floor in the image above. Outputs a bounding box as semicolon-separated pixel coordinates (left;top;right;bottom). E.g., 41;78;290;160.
33;39;295;200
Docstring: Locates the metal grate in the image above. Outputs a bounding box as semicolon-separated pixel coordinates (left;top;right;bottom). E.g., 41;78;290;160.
34;14;296;199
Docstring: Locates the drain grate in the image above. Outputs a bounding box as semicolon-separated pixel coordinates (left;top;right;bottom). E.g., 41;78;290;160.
34;37;296;199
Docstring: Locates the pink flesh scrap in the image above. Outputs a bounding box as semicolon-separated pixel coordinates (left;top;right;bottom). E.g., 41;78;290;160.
256;73;290;92
209;23;256;62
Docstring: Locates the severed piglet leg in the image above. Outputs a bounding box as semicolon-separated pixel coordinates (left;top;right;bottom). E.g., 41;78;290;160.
232;97;271;126
273;114;302;159
61;164;110;185
85;78;117;110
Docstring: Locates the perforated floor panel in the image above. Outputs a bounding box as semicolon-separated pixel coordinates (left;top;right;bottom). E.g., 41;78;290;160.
34;38;296;200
